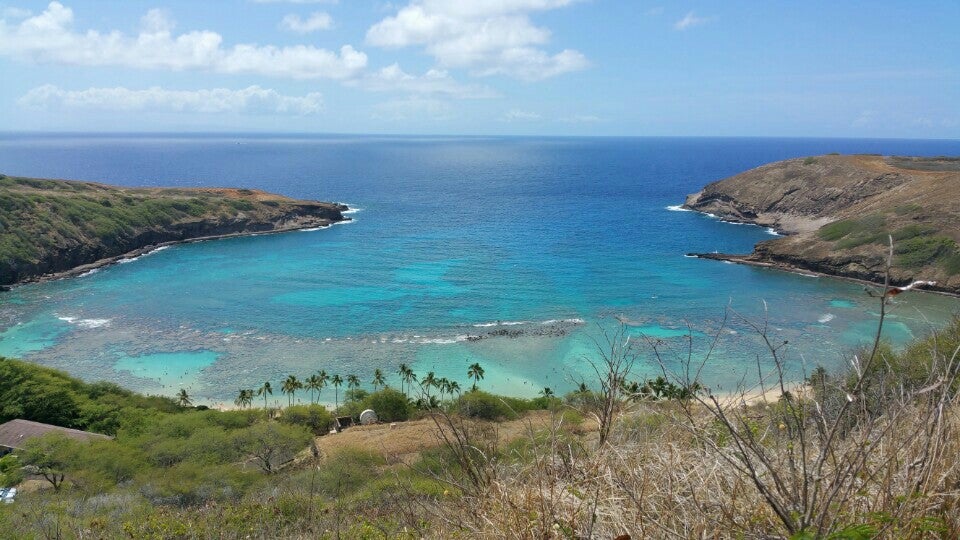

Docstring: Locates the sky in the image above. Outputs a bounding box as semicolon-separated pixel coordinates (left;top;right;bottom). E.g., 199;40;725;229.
0;0;957;137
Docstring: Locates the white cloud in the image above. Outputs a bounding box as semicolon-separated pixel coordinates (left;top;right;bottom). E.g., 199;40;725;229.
19;84;324;115
366;0;587;81
0;2;366;79
1;6;32;18
674;11;708;30
279;11;333;33
502;109;540;121
354;63;498;98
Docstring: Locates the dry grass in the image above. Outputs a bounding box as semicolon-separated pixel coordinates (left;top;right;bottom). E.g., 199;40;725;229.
423;399;960;539
418;263;960;539
311;410;575;465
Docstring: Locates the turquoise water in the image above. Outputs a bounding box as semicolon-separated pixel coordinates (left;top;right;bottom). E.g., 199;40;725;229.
0;135;958;404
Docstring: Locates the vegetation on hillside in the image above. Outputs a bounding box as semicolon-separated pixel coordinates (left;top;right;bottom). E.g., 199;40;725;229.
1;289;959;537
816;213;960;275
685;154;960;291
0;174;344;284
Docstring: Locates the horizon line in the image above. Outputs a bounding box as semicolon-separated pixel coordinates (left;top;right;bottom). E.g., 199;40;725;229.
1;130;959;143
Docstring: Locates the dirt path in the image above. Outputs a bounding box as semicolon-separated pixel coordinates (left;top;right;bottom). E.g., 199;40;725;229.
312;410;589;464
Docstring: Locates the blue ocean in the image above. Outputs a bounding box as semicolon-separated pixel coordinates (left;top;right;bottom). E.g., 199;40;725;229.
1;135;958;406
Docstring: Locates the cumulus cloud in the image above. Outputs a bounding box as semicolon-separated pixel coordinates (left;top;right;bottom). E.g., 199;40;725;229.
19;84;324;115
0;2;366;79
674;11;708;30
354;63;498;98
366;0;587;81
279;11;333;33
1;6;32;18
502;109;540;121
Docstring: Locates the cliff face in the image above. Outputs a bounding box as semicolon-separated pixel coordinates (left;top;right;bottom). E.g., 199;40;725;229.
683;155;960;294
0;175;347;285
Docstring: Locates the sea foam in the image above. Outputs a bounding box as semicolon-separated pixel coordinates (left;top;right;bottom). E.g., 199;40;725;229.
57;316;111;329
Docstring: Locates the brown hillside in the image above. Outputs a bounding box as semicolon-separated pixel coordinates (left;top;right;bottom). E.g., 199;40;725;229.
683;155;960;294
0;174;348;285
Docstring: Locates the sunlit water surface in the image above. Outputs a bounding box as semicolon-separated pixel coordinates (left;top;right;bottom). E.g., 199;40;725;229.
1;135;958;405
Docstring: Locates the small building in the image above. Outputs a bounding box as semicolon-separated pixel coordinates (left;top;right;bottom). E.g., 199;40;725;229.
0;419;111;456
333;416;354;432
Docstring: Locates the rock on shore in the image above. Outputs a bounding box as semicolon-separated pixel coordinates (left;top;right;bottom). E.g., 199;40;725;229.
682;155;960;295
0;174;349;285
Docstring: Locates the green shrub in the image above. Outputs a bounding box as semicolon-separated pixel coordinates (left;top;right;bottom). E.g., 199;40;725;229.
565;388;603;411
942;252;960;275
231;422;312;474
817;215;886;243
892;224;936;241
895;236;957;268
280;404;333;435
453;390;518;421
361;388;412;422
0;455;23;487
230;200;255;211
311;447;385;497
817;220;857;241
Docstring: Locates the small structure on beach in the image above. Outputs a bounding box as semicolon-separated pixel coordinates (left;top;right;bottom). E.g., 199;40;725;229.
359;409;378;425
0;419;111;456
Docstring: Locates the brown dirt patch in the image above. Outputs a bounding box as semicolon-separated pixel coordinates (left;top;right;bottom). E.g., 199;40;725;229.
312;411;589;464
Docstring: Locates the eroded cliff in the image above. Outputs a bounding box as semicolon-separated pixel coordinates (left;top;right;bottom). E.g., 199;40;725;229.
683;155;960;294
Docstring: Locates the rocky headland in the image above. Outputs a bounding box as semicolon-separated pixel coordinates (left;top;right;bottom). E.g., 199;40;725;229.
0;174;348;286
682;154;960;295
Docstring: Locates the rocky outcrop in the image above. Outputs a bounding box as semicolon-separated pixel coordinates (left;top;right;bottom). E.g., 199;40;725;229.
0;175;348;285
683;155;960;295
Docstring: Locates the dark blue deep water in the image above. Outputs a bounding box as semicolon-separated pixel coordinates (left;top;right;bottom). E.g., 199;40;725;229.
1;135;958;405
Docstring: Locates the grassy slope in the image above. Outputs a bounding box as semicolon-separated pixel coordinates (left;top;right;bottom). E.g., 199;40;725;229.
684;155;960;292
0;174;345;285
2;316;959;537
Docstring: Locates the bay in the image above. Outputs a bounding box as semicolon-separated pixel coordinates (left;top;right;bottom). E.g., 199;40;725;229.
1;134;958;406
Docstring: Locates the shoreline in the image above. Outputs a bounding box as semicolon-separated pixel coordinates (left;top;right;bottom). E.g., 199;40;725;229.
686;251;959;299
679;204;958;299
9;215;351;288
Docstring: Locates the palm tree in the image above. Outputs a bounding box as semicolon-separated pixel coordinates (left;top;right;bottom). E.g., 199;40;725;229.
257;381;273;410
399;364;417;398
176;388;192;408
421;371;438;399
372;368;386;392
234;388;254;409
331;374;344;410
437;377;451;400
305;374;323;404
281;375;302;407
539;387;554;398
448;380;461;396
397;364;407;395
467;362;485;391
317;370;329;396
347;374;361;391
